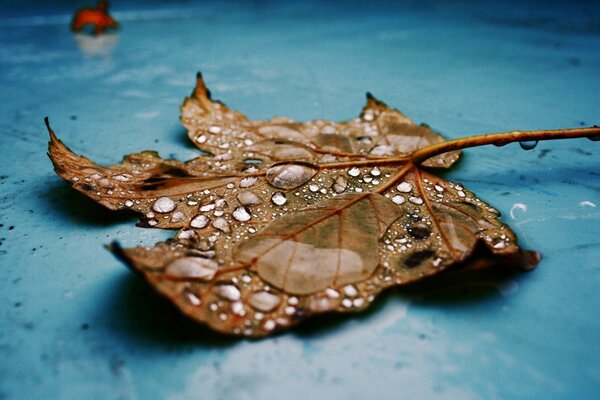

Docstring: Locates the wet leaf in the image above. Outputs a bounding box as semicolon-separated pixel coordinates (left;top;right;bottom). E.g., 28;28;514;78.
47;73;599;337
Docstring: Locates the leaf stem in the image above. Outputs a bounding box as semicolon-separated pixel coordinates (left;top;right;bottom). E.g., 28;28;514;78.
410;127;600;166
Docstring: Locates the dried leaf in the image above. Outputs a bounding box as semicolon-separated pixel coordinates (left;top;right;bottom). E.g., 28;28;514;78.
47;73;599;337
71;1;119;36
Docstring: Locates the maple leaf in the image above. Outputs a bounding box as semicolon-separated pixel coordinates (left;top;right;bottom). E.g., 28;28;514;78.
47;73;599;337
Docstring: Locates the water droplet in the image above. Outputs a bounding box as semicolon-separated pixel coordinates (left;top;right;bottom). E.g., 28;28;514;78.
310;296;334;312
237;191;262;206
213;284;241;301
392;195;405;205
342;298;353;308
196;135;207;144
152;197;176;213
326;288;340;298
166;257;218;280
271;192;287;206
240;177;258;188
147;219;158;226
214;210;224;217
332;176;347;193
200;203;215;212
457;190;466;197
409;196;424;205
212;217;230;233
288;296;299;305
124;200;134;207
352;298;365;307
363;112;374;121
519;140;538;151
231;301;245;316
434;185;444;192
309;184;319;192
171;211;185;222
232;207;251;222
370;167;381;176
408;224;431;240
183;289;201;306
363;176;373;183
343;285;358;297
208;125;222;134
190;215;209;228
397;182;412;193
348;167;360;177
266;163;317;189
262;319;276;331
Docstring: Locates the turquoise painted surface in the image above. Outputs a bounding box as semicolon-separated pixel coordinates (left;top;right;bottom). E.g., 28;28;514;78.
1;1;599;399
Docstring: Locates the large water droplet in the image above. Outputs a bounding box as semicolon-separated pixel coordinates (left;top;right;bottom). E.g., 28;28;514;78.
152;197;176;213
166;257;218;280
519;140;538;151
266;163;317;189
248;291;281;312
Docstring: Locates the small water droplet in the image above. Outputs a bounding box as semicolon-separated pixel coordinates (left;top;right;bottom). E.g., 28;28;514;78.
190;214;209;228
262;319;276;331
231;301;245;315
266;163;317;189
152;197;176;213
519;140;538;151
171;211;185;222
397;182;412;193
370;167;381;176
326;288;340;298
237;191;262;206
124;200;134;207
240;177;258;188
271;192;287;206
332;176;347;193
409;196;424;205
457;190;466;197
408;224;431;240
343;285;358;297
183;289;201;306
392;195;405;205
199;203;215;212
348;167;360;177
196;135;207;144
214;284;241;301
212;217;230;233
309;184;319;192
232;207;251;222
342;298;353;308
208;125;222;134
352;298;365;307
434;185;444;192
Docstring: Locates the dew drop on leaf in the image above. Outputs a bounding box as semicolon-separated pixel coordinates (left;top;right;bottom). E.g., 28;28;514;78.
165;257;218;280
152;197;176;213
271;192;287;205
266;163;317;189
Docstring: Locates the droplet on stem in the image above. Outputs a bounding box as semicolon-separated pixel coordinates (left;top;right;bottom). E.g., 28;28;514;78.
519;140;538;151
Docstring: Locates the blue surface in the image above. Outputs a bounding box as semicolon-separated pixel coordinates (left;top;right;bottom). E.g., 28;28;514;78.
1;1;599;399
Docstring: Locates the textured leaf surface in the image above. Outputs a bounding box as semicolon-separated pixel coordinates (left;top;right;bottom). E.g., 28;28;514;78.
48;73;540;337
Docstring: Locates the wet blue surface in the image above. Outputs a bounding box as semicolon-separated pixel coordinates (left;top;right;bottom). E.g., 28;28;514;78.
1;1;599;399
